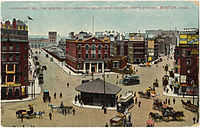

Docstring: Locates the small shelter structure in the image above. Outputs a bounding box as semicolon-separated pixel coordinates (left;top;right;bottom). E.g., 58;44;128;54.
75;78;122;107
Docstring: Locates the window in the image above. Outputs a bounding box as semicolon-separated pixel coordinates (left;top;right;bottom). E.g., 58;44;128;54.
16;54;20;61
2;64;6;72
16;44;20;50
9;54;13;61
105;45;108;51
78;54;81;58
187;50;191;57
15;75;20;83
24;54;27;60
105;54;108;58
85;45;89;51
7;64;14;71
113;62;119;68
98;45;102;51
187;59;191;65
9;44;13;50
2;54;6;61
1;76;6;84
78;45;81;51
98;54;101;58
176;50;179;56
24;45;27;50
187;69;191;74
24;65;27;71
3;44;7;50
16;64;20;72
92;54;96;58
24;76;27;83
175;68;178;73
91;45;96;50
7;75;14;82
78;63;82;69
85;54;89;58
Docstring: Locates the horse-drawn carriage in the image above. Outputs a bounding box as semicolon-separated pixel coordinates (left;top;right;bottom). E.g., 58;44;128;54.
48;104;73;114
138;91;151;99
16;104;45;119
161;108;184;122
181;100;198;113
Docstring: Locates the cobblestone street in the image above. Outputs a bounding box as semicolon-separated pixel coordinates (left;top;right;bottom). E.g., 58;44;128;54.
1;49;198;127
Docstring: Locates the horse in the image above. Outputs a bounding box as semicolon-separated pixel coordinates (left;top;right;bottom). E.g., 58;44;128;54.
33;111;45;118
48;104;60;112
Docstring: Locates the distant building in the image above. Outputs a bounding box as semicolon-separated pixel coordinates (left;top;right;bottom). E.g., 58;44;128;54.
1;18;29;100
48;32;57;44
29;37;50;48
66;36;111;74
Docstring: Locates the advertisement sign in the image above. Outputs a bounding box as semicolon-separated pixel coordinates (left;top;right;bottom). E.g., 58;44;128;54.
180;75;186;83
148;40;154;49
179;34;199;44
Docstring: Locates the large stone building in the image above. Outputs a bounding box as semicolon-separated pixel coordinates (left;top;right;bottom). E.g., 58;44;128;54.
1;18;29;100
48;32;57;44
66;36;111;74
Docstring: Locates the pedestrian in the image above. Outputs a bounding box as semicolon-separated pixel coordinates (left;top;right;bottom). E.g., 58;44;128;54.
72;108;75;115
105;123;109;127
54;92;56;99
75;96;77;103
49;112;52;120
128;114;131;122
64;108;67;115
67;83;69;88
168;98;170;105
173;98;175;104
20;115;23;122
135;97;137;104
43;97;45;103
193;116;196;124
60;92;62;98
104;107;107;114
138;101;141;107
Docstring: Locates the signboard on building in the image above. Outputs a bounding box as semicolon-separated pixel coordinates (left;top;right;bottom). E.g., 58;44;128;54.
148;40;154;49
179;34;199;44
130;37;144;41
180;75;186;83
129;33;141;37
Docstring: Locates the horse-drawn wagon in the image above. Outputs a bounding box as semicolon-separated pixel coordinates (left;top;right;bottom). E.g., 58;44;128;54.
181;100;198;113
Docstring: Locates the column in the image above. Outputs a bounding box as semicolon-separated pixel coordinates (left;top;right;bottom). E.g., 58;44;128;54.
97;63;99;73
89;62;92;73
102;62;104;73
83;62;86;73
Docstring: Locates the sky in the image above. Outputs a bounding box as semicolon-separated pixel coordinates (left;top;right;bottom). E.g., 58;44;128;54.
1;1;199;37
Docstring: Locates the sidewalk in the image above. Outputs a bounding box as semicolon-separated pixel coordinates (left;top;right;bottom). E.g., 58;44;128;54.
72;100;117;110
41;49;118;76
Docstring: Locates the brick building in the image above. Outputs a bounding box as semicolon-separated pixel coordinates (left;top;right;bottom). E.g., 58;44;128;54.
1;18;29;100
66;37;111;74
174;32;199;95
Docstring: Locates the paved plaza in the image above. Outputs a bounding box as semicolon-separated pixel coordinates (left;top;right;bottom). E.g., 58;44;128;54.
1;49;198;127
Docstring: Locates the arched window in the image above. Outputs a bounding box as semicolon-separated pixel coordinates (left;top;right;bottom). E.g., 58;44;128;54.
85;45;89;51
91;44;96;50
98;45;102;51
78;45;81;51
105;45;108;51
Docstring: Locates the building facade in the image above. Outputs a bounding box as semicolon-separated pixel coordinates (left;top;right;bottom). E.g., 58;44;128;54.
66;37;111;74
1;18;29;100
174;32;199;95
48;32;57;44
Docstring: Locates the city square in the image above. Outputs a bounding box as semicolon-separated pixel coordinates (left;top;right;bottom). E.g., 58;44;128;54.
1;1;199;127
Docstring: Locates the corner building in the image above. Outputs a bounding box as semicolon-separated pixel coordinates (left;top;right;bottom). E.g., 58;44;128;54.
66;37;110;74
1;18;29;100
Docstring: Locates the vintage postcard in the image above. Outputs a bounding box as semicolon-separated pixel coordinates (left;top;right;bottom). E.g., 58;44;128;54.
1;0;199;127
